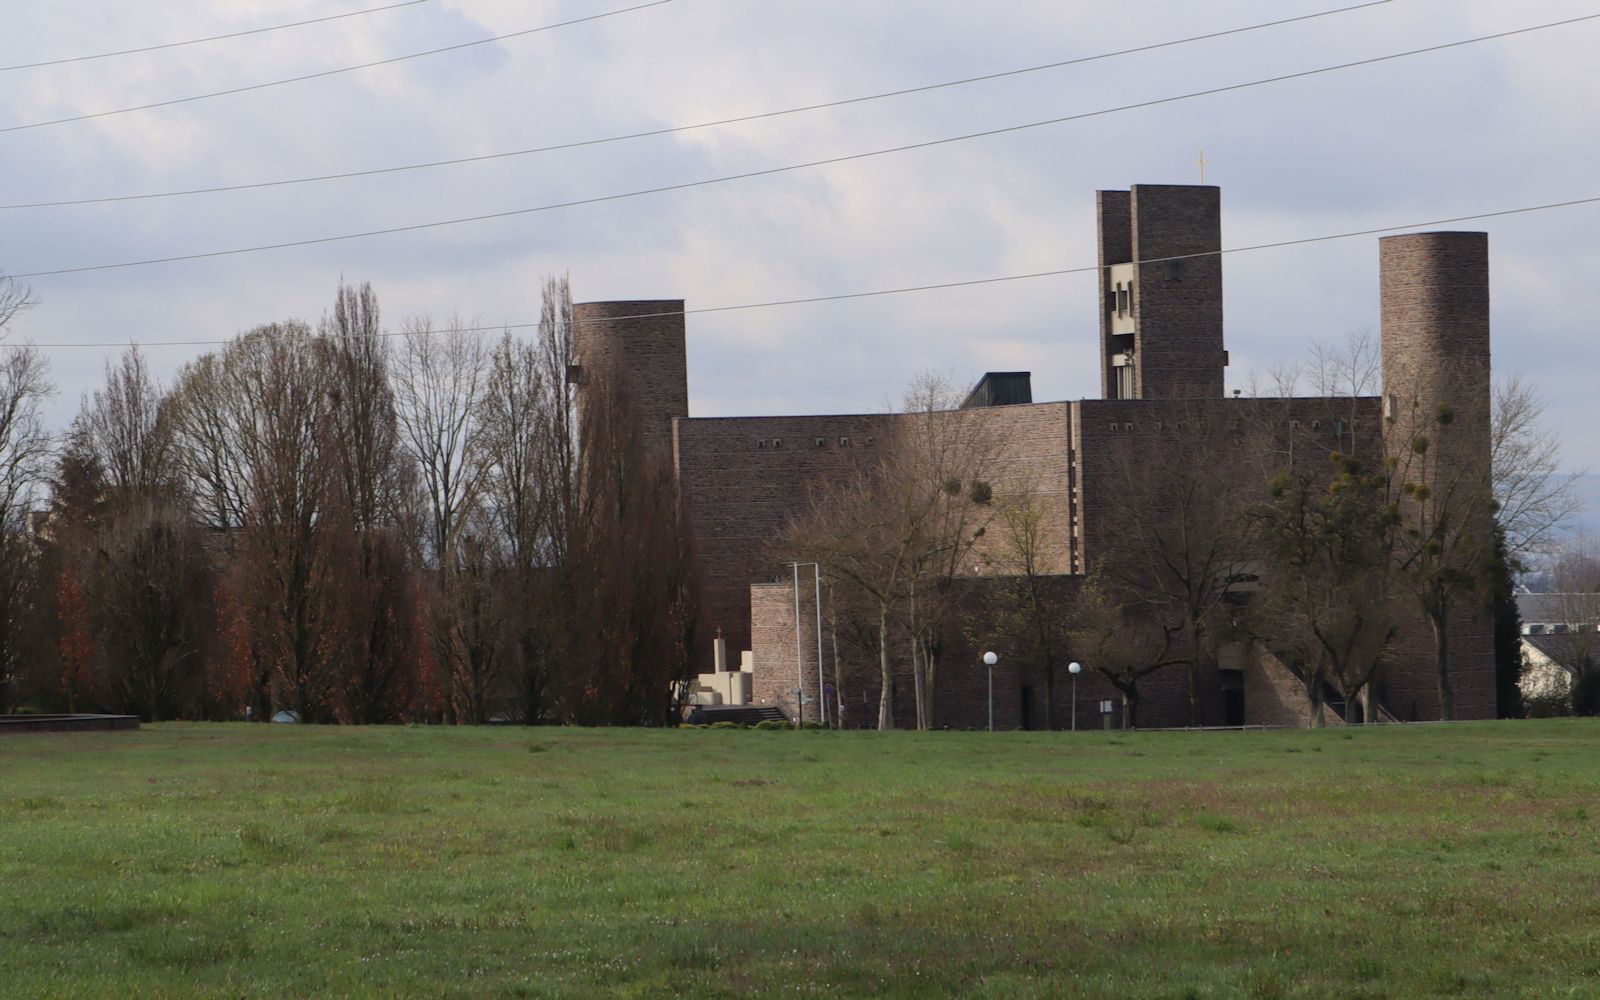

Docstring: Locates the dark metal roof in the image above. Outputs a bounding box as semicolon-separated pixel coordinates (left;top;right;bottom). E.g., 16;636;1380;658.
961;372;1033;409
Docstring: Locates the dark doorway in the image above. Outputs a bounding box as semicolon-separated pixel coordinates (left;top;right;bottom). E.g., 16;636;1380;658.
1221;673;1245;727
1020;686;1034;731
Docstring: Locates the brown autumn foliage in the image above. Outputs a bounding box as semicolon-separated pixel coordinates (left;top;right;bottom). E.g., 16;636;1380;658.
8;277;700;726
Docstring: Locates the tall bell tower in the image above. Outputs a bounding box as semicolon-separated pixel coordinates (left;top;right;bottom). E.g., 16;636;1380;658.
1096;184;1227;400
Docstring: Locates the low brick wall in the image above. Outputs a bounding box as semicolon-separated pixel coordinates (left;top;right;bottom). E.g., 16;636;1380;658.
0;715;140;734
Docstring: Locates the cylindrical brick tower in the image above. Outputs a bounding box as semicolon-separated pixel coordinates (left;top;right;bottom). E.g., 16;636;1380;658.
1380;232;1491;439
1378;231;1496;721
571;299;689;462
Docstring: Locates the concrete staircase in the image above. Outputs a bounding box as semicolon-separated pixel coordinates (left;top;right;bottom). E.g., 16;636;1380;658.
691;705;789;726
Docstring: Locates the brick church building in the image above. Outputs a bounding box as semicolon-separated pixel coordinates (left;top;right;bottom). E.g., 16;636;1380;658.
572;184;1497;728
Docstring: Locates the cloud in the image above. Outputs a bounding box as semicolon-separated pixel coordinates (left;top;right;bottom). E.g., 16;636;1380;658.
2;0;1597;503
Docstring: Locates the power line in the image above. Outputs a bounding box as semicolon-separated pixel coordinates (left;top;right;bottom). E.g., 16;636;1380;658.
10;12;1598;281
2;0;1394;210
0;0;675;135
0;0;431;73
20;193;1600;349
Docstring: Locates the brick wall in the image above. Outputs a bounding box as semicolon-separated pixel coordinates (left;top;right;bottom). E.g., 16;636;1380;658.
1379;606;1497;722
1379;233;1491;426
675;414;895;664
749;581;834;724
1071;395;1384;573
572;300;688;460
674;403;1075;669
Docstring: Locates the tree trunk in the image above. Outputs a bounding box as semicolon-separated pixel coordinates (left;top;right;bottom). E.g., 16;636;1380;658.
1111;679;1139;729
829;613;845;730
1187;620;1204;727
909;634;926;732
877;606;894;730
1432;610;1455;721
1042;666;1055;732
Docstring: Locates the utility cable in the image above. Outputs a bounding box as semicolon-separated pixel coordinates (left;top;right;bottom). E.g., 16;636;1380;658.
2;0;1393;210
0;0;675;134
17;193;1600;348
8;12;1598;280
0;0;431;73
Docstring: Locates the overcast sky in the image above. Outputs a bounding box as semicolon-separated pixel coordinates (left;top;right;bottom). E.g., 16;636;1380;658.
4;0;1598;520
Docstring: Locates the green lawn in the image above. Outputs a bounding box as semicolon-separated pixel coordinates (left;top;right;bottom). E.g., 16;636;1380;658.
2;722;1598;998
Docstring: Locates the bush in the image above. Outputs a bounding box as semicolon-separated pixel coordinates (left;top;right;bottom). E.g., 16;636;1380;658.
1573;671;1600;717
709;721;744;730
753;720;790;731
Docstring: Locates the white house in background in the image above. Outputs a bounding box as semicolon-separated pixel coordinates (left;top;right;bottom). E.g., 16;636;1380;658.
1517;593;1600;709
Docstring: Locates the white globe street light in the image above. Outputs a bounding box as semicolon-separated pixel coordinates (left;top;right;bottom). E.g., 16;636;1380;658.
1068;661;1083;731
983;651;999;732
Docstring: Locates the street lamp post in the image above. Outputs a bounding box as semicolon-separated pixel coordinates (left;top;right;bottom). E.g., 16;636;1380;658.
983;651;999;732
788;561;827;728
1068;661;1082;731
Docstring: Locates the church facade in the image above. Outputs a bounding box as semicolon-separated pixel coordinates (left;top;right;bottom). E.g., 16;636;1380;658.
572;184;1497;728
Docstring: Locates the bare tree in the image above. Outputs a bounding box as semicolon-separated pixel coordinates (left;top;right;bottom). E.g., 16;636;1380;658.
783;462;913;729
188;324;341;720
1491;375;1583;564
1267;361;1304;398
394;316;487;566
1307;330;1381;399
82;347;175;499
897;372;995;730
984;480;1074;728
0;332;52;714
73;348;213;721
321;282;425;724
477;280;575;722
0;275;35;333
323;282;407;532
392;314;496;721
781;378;990;731
168;350;254;532
1096;406;1258;726
1065;571;1168;729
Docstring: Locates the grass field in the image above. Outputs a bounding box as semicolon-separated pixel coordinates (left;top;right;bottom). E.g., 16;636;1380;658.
2;721;1598;998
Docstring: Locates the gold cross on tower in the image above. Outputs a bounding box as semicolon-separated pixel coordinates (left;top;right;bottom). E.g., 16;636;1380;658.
1198;148;1207;184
